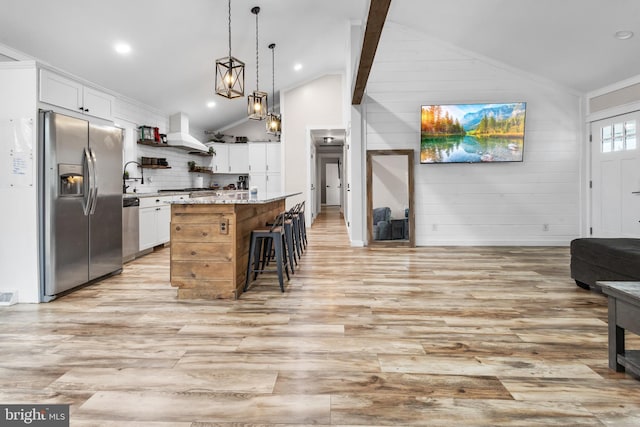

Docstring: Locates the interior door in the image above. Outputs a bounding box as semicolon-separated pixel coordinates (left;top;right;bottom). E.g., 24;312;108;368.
591;112;640;237
325;163;340;205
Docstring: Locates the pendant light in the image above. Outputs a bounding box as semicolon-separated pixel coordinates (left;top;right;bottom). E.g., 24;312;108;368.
247;6;268;120
215;0;244;99
266;43;282;135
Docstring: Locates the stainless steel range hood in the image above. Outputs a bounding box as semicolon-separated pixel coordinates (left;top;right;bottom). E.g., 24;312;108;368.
166;113;208;153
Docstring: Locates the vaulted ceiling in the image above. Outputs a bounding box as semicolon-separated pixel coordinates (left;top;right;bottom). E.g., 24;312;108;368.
1;0;638;131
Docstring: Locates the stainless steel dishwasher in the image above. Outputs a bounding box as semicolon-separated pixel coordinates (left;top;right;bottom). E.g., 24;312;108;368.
122;197;139;263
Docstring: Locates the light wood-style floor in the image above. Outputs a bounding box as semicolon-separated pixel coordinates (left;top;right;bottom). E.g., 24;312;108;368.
2;206;640;426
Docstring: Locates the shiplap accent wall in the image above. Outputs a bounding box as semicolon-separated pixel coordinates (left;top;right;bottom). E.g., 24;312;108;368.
364;22;582;246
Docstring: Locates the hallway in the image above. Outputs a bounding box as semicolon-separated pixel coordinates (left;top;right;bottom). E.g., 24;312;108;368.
1;207;639;425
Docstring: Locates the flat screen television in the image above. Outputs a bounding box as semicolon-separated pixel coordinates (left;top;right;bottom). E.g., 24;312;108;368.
420;102;526;164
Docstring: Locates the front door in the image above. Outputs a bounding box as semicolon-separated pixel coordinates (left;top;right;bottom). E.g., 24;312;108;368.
591;112;640;237
325;163;340;206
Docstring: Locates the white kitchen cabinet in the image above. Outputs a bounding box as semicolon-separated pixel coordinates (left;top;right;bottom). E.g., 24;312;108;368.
229;144;249;173
248;142;281;173
39;69;114;121
211;143;229;173
249;142;281;193
249;172;282;195
210;143;249;173
139;196;172;250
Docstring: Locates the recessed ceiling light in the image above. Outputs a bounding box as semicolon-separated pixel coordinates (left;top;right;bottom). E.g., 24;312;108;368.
614;30;634;40
114;42;132;54
324;137;333;144
207;101;216;108
294;63;303;71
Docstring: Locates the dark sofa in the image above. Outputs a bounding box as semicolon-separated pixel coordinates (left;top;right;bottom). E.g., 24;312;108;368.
570;238;640;291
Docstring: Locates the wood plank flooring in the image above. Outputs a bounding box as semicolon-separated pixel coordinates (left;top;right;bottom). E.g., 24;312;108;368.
2;206;640;426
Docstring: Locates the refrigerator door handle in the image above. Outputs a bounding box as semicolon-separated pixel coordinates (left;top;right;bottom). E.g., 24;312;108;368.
82;148;92;216
88;148;99;215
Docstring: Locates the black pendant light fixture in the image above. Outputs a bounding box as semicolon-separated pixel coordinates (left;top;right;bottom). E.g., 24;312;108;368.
266;43;282;135
247;6;268;120
215;0;244;99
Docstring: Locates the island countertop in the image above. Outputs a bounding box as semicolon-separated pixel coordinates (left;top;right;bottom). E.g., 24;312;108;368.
170;191;301;205
169;192;300;299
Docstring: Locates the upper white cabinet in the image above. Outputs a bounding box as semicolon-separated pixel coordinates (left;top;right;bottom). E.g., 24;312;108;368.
229;144;249;173
39;69;114;121
248;142;282;194
210;143;249;174
248;142;281;173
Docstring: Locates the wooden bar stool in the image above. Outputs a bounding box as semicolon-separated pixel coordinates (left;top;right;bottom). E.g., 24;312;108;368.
244;213;290;293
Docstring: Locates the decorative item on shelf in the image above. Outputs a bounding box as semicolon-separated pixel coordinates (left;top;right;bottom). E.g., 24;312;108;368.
235;136;248;143
215;0;245;99
188;161;196;171
208;146;216;155
247;6;268;120
137;126;161;143
205;131;228;142
266;43;282;135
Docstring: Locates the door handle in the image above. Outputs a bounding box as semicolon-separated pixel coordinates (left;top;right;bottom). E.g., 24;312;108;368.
88;148;98;214
82;148;91;215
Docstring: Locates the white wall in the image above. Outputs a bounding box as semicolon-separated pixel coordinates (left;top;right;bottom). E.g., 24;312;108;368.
0;62;40;302
362;22;582;246
281;74;345;211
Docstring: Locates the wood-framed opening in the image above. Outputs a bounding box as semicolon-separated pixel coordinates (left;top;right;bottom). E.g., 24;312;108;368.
366;149;415;247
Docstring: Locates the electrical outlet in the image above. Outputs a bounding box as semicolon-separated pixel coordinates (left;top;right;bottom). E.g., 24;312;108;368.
220;218;229;235
543;224;549;232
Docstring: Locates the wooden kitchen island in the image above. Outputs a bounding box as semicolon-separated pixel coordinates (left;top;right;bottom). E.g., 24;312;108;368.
169;191;300;299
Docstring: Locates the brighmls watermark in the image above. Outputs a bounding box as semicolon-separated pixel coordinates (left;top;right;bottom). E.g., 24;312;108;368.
1;405;69;426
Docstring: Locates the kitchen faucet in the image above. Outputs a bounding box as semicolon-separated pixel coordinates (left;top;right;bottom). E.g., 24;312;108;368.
123;161;144;193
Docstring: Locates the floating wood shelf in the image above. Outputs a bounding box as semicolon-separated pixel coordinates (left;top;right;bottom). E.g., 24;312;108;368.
141;165;171;169
137;139;167;147
189;167;213;174
189;151;214;157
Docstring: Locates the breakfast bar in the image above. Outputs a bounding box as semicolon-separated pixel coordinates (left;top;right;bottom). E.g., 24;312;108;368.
169;191;300;299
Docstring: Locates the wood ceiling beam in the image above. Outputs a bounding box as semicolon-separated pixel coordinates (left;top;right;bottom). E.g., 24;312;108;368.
351;0;392;105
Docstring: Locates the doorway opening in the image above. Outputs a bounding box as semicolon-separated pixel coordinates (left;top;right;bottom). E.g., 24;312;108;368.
309;128;347;225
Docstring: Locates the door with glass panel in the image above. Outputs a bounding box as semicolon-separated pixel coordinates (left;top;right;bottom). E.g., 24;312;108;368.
591;112;640;237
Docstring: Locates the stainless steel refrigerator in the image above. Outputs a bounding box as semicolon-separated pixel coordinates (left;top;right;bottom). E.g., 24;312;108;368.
39;111;123;300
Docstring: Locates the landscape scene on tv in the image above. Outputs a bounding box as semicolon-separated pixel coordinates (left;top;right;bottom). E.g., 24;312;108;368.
420;102;526;163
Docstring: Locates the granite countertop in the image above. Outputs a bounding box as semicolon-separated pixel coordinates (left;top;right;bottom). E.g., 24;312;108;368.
171;191;302;205
123;190;222;198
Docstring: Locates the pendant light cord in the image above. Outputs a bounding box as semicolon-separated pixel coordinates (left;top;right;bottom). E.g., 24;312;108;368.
255;9;259;90
271;46;275;111
227;0;232;59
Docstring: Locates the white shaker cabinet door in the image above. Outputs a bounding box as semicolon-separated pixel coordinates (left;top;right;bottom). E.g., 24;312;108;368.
82;86;115;121
212;143;229;173
265;143;281;173
229;144;249;173
139;207;157;251
39;69;83;113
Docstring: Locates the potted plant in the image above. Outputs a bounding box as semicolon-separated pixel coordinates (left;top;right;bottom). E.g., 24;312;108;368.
208;146;216;155
187;161;196;171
